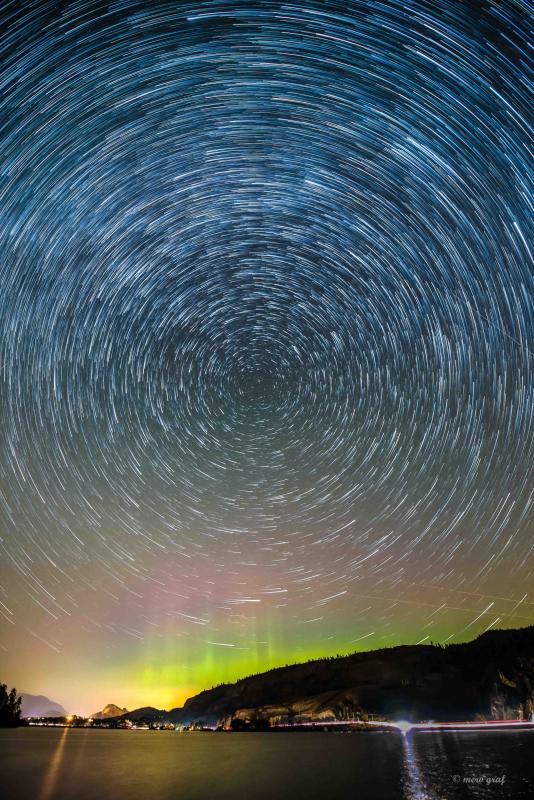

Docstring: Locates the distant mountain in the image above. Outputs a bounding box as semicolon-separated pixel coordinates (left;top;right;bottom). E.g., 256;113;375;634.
20;694;67;718
92;703;128;720
161;625;534;727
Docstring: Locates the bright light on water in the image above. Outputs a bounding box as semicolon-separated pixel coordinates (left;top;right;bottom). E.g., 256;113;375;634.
400;730;428;800
394;721;414;735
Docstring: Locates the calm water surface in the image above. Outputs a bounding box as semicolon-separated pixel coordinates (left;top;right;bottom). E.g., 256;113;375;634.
1;728;533;800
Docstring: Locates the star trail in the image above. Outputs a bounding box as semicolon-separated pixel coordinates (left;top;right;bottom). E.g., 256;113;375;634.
0;0;532;714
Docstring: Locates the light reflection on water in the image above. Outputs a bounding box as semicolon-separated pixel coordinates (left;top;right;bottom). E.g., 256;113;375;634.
39;726;69;800
401;730;428;800
0;728;533;800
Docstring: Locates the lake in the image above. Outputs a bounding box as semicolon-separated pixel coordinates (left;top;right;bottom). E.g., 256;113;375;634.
1;728;533;799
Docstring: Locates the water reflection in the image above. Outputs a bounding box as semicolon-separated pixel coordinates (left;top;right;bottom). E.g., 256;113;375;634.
39;726;69;800
401;730;428;800
0;728;532;800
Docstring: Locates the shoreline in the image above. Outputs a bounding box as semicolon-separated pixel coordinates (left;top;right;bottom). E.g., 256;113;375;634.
18;720;534;734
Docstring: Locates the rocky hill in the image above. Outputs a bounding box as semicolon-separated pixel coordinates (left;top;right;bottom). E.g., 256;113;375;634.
162;626;534;726
108;626;534;727
92;703;128;720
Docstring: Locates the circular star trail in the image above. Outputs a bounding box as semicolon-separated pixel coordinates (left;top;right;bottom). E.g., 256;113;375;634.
0;0;532;704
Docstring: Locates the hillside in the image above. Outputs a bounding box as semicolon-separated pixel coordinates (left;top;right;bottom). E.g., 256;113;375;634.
161;626;534;726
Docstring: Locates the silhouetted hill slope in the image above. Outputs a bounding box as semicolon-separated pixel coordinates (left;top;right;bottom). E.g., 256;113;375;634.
163;626;534;725
125;706;167;721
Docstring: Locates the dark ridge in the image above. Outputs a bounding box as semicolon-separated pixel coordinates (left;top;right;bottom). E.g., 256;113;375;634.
109;625;534;726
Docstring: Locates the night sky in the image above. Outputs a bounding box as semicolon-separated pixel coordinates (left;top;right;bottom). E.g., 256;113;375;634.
0;0;532;716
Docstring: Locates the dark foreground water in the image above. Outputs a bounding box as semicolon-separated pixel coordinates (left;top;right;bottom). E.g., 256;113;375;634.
1;728;533;800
